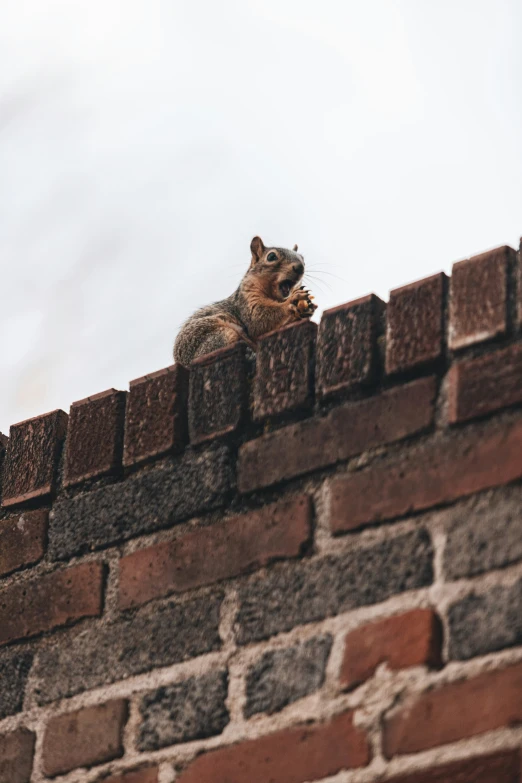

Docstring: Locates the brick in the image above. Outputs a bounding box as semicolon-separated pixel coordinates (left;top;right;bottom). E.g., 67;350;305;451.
176;711;370;783
239;376;436;493
443;485;522;580
244;635;332;717
33;594;222;703
49;444;234;559
449;245;513;350
340;609;442;690
98;768;159;783
253;320;316;420
119;495;311;609
0;510;47;577
383;661;522;757
329;414;522;530
237;529;433;644
2;409;67;506
0;647;33;719
385;750;521;783
189;343;248;444
138;670;229;751
0;562;103;647
386;273;446;374
448;579;522;660
64;388;126;486
449;343;522;424
316;294;385;398
123;364;188;467
42;699;128;777
0;728;35;783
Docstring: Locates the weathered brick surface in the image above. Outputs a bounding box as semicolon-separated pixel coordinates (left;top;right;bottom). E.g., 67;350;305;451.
33;594;222;703
385;750;521;783
253;320;317;420
244;635;332;717
448;579;522;660
138;671;229;751
0;562;103;647
49;444;234;559
316;294;384;398
0;728;35;783
2;409;67;506
239;376;436;493
329;415;522;530
99;768;159;783
383;662;522;757
449;245;513;350
237;529;433;644
340;609;442;691
189;343;248;443
119;495;312;609
176;711;370;783
448;343;522;424
0;647;33;719
64;388;126;486
42;699;128;777
386;273;446;374
123;364;188;467
0;510;47;577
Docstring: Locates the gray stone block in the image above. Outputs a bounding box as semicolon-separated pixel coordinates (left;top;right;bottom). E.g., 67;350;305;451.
0;648;33;719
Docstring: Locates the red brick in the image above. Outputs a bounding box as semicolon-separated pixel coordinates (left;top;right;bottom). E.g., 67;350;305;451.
2;410;67;507
383;662;522;758
0;561;103;647
239;376;436;493
254;320;317;420
518;237;522;328
123;364;188;467
449;245;514;350
189;343;248;444
0;510;47;578
0;728;35;783
119;495;311;609
330;414;522;530
340;609;443;690
448;343;522;424
386;273;447;374
64;388;126;486
386;750;520;783
42;699;128;777
176;711;370;783
99;768;159;783
316;294;385;398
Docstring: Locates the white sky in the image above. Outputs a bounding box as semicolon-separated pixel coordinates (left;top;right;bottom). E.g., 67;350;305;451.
1;0;521;432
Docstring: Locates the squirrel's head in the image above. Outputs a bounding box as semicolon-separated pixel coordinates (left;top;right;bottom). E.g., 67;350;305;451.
248;236;305;301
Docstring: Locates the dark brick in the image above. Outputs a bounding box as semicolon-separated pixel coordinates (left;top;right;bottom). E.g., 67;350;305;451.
33;594;222;703
2;410;67;507
49;444;234;559
0;728;35;783
449;245;513;350
443;485;522;579
316;294;385;399
138;670;229;751
236;529;433;644
448;579;522;660
385;750;521;783
119;495;312;610
189;343;248;444
448;343;522;424
0;510;47;578
99;768;159;783
244;635;332;717
64;388;126;486
253;321;316;420
386;273;446;375
239;376;436;493
123;364;188;467
0;647;33;719
42;700;128;777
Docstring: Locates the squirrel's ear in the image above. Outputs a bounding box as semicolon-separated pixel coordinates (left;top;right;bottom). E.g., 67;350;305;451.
250;236;265;262
293;244;298;251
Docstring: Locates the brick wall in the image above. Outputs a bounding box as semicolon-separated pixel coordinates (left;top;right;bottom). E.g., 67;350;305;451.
1;242;522;782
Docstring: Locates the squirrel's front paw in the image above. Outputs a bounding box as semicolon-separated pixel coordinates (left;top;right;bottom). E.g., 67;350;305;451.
289;287;317;319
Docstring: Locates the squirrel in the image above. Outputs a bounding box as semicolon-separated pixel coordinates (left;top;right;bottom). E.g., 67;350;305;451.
173;236;317;366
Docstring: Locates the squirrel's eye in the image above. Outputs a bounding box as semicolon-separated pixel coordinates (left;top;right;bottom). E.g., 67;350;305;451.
267;252;278;262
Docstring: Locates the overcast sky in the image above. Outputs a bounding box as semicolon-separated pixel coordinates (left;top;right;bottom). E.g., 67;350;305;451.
1;0;521;432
